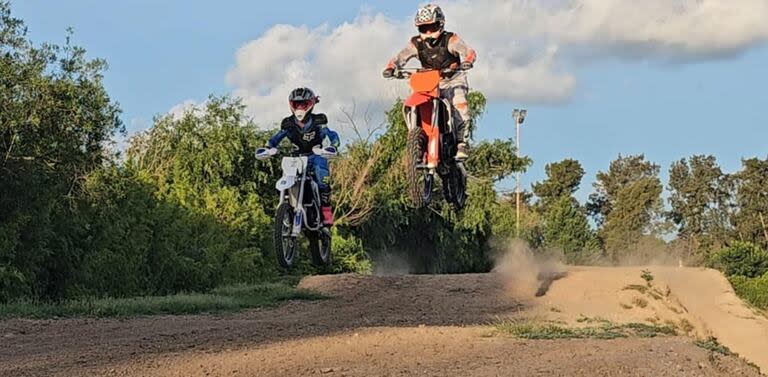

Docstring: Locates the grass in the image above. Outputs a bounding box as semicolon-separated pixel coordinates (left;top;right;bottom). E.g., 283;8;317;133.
0;283;326;319
729;274;768;310
494;318;676;340
695;337;762;374
694;337;732;356
641;269;654;285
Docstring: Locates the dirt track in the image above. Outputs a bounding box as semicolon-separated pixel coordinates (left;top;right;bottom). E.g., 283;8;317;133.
1;269;765;376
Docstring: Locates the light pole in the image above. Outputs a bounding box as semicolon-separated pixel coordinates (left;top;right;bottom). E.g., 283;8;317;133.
512;109;527;238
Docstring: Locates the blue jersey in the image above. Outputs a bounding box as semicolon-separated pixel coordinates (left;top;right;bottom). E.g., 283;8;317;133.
267;113;340;154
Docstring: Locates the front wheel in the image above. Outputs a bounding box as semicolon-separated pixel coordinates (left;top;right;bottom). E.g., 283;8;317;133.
308;229;332;268
405;129;427;208
274;203;298;268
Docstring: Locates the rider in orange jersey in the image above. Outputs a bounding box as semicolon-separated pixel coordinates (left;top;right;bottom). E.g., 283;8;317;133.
383;4;477;160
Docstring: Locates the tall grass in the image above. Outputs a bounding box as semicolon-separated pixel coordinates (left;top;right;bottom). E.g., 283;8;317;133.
0;283;325;319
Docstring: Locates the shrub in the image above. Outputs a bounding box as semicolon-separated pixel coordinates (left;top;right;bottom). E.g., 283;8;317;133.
709;242;768;278
730;272;768;310
332;231;372;274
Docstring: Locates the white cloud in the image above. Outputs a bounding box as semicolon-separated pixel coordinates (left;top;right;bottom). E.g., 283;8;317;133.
167;99;203;120
220;0;768;131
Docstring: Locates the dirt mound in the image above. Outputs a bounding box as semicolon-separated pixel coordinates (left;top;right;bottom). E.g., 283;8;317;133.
524;266;768;372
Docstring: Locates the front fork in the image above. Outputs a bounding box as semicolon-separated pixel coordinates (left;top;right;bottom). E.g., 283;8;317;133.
283;176;323;237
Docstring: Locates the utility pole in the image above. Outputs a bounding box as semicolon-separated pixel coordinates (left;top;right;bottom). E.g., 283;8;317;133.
512;109;527;238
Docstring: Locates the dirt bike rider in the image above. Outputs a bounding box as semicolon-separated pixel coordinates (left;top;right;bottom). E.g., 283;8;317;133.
262;87;340;228
382;3;477;160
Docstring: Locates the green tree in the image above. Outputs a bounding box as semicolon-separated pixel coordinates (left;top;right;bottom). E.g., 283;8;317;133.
731;157;768;250
542;196;600;264
588;155;663;260
531;159;597;263
667;155;733;259
0;2;123;300
533;159;585;208
709;241;768;278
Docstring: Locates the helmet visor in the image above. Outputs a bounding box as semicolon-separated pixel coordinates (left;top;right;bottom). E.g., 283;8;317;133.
418;23;441;34
290;100;313;110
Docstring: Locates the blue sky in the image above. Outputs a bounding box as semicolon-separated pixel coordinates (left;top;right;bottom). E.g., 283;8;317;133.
11;1;768;203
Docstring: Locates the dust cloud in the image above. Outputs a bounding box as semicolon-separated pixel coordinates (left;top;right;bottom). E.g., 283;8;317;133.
491;239;567;298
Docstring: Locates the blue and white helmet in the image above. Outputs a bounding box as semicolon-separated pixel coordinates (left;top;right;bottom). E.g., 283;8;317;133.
415;4;445;40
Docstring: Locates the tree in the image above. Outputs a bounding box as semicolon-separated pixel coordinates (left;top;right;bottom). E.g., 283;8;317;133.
588;155;663;260
732;157;768;250
533;159;585;208
587;155;660;225
667;155;732;258
543;196;599;264
0;2;123;300
530;159;596;263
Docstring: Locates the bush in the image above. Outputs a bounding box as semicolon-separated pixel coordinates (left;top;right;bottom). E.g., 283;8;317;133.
0;267;29;303
709;242;768;278
331;231;372;274
730;272;768;310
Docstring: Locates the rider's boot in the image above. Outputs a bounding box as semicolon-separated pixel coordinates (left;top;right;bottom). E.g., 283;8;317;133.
455;120;469;161
455;143;468;160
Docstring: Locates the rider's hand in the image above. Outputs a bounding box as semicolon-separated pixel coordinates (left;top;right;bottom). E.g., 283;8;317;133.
324;146;338;155
382;68;395;79
460;61;473;71
256;147;277;159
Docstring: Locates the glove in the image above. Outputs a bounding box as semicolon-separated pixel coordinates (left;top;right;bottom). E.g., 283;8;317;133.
256;147;277;159
382;68;395;79
460;61;473;71
313;146;339;157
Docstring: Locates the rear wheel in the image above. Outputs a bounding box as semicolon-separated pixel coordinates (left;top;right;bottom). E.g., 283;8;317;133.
405;129;427;208
273;203;298;268
452;166;467;210
442;166;467;211
308;229;332;268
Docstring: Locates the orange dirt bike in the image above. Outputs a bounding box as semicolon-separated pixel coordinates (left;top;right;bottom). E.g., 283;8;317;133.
393;68;468;210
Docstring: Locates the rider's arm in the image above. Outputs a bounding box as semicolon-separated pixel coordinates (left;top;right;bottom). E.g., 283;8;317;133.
385;41;418;69
267;129;289;148
448;34;477;64
320;126;340;148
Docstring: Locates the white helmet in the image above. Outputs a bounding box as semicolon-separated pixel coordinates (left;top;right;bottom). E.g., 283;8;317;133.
415;4;445;40
288;87;318;122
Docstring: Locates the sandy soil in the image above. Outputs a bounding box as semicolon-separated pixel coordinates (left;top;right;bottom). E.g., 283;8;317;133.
0;268;765;377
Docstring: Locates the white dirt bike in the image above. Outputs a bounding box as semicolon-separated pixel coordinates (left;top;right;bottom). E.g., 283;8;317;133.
256;146;338;269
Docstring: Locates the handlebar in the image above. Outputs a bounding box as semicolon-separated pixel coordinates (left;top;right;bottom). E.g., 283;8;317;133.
389;67;468;80
255;147;338;160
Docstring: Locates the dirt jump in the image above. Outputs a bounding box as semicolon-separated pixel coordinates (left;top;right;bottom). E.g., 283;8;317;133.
1;263;766;376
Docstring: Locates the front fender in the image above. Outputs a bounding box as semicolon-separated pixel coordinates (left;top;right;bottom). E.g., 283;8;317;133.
276;175;296;191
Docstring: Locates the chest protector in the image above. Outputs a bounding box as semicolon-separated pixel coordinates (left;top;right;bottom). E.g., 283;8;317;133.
412;32;460;70
280;113;328;154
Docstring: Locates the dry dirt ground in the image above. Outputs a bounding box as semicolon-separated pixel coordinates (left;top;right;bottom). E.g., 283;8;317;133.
1;267;766;377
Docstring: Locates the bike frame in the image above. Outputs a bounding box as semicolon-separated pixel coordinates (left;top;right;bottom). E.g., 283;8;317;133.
276;156;323;236
401;69;455;171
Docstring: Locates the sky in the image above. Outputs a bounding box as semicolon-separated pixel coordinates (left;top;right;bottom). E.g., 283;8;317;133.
10;0;768;203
